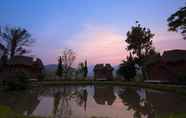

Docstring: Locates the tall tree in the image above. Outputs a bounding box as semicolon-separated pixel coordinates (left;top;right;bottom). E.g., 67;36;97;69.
126;22;155;59
60;49;76;78
125;22;155;79
78;60;88;79
167;4;186;39
56;56;63;77
0;26;33;58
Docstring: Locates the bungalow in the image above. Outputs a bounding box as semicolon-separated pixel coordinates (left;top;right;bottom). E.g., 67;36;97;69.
144;50;186;83
0;56;44;80
93;64;114;80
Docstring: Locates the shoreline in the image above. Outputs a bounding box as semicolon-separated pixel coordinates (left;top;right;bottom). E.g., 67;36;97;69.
32;80;186;95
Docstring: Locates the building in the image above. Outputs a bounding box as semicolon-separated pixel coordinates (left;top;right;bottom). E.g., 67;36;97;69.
93;64;114;80
0;56;44;80
144;49;186;83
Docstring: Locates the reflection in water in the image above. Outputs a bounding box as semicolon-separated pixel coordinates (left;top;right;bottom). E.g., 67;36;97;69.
0;89;41;116
0;86;186;118
118;88;155;118
75;89;88;111
94;86;116;105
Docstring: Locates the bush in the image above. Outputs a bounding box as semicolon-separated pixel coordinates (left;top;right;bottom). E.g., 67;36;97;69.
177;72;186;84
117;61;136;81
6;72;31;90
0;105;44;118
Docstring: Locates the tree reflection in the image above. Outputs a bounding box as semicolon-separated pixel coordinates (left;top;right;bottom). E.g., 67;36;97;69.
0;89;41;116
118;87;154;118
75;89;88;111
49;86;89;118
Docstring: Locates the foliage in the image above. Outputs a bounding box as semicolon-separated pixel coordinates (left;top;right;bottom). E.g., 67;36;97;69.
176;72;186;83
167;4;186;40
6;72;30;90
0;105;44;118
56;56;63;77
125;22;155;80
77;60;88;79
125;21;155;60
0;26;33;58
37;73;46;81
117;53;136;81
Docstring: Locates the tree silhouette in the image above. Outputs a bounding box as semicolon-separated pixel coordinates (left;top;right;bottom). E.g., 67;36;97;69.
78;60;88;79
117;53;136;81
125;22;155;79
168;4;186;39
126;22;155;59
60;49;76;79
56;56;63;77
0;26;33;59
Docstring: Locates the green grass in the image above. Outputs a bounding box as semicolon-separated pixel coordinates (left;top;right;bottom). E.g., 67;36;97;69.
0;105;44;118
158;113;186;118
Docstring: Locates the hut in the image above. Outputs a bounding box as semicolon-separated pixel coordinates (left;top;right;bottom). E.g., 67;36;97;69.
0;56;44;80
144;50;186;83
93;64;114;80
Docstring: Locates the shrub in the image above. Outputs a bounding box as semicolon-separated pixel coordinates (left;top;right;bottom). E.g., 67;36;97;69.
177;72;186;84
6;72;31;90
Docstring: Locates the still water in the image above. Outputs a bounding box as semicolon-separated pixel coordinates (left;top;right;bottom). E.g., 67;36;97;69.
0;85;186;118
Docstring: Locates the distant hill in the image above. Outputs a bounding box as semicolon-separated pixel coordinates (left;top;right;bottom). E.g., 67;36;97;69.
44;64;119;77
45;64;57;72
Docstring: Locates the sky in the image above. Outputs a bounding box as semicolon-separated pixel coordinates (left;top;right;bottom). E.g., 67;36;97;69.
0;0;186;66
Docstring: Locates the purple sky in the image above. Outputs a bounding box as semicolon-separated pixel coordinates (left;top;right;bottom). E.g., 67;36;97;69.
0;0;186;65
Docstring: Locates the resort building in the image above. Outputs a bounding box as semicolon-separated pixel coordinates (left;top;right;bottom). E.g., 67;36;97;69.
144;49;186;83
93;64;114;80
0;56;44;80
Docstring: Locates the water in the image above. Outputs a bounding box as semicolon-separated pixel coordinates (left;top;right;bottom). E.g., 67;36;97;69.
0;85;186;118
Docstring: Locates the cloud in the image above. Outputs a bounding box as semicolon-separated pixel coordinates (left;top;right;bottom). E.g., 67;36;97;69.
66;24;127;65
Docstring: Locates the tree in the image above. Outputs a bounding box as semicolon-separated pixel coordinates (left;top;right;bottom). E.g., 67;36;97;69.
60;49;76;79
167;4;186;39
0;26;33;59
126;22;155;59
117;53;136;81
77;60;88;79
56;56;63;77
125;22;155;80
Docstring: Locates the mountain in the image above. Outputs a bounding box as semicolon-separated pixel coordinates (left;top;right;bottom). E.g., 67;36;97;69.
45;64;57;72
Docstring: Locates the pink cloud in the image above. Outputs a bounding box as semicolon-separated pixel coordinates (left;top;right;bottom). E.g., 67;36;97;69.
67;24;127;65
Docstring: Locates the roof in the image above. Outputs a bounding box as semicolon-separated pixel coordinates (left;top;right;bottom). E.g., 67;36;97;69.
8;56;34;66
162;49;186;62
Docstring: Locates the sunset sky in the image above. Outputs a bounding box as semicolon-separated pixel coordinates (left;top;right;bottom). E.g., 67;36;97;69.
1;0;186;66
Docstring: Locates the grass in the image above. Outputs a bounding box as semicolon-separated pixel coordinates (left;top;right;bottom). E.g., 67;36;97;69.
0;105;44;118
157;113;186;118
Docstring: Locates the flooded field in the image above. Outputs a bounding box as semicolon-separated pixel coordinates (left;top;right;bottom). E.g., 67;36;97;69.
0;85;186;118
